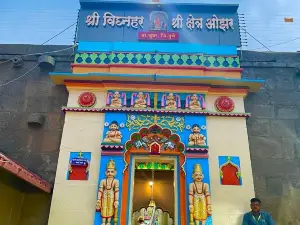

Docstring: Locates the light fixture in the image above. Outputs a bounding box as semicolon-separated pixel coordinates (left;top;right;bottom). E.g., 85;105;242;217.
149;181;154;186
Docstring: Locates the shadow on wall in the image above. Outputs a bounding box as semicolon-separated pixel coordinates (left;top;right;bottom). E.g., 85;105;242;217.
275;183;300;225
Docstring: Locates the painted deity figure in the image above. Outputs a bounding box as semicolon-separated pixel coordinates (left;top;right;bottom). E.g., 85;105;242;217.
103;121;122;144
189;164;212;225
110;91;122;108
138;216;145;225
189;94;202;110
96;159;119;225
188;124;206;147
165;93;177;109
134;92;147;108
154;16;161;29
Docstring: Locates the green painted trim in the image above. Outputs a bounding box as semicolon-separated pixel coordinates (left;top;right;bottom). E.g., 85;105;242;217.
74;52;240;69
136;162;174;171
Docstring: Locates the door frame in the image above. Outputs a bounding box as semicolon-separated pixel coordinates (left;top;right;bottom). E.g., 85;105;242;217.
128;155;179;225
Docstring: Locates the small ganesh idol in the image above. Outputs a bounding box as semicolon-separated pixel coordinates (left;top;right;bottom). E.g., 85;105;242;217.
96;159;119;225
162;93;180;109
108;91;123;108
133;92;148;108
186;94;205;110
189;164;212;225
188;124;206;147
189;94;201;110
103;121;122;144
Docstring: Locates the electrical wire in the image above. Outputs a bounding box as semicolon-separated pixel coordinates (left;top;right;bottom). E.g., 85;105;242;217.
239;10;300;51
0;22;77;65
249;37;300;51
0;64;39;87
241;28;272;51
41;22;77;45
0;20;78;87
0;45;77;65
0;44;77;87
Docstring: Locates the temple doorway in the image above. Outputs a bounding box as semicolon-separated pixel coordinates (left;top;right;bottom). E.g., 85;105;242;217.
130;157;177;225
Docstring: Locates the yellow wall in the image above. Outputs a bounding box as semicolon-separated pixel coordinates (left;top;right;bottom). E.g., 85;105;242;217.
0;170;23;225
0;169;51;225
18;191;51;225
207;96;254;224
47;90;106;225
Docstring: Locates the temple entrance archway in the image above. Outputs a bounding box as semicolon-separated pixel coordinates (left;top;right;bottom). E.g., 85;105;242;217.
130;157;177;225
120;125;186;225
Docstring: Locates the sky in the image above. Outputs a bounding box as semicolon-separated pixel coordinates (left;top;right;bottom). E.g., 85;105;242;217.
0;0;300;52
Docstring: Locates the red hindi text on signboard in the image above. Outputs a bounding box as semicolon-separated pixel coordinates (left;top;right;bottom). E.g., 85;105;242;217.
138;31;179;41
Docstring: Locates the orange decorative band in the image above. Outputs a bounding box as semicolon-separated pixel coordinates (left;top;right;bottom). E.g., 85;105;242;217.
71;63;243;72
62;106;251;118
0;153;51;193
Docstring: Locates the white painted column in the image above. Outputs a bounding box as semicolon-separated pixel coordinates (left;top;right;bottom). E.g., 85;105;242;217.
206;96;255;224
48;90;106;225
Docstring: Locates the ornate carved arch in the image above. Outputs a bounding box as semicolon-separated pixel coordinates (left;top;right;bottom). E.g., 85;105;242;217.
120;124;186;225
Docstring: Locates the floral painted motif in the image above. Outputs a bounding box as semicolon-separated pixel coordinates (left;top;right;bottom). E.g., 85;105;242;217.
126;114;185;132
125;124;185;154
215;96;235;112
78;92;96;107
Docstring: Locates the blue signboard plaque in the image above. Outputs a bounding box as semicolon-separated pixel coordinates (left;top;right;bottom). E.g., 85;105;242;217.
76;1;241;46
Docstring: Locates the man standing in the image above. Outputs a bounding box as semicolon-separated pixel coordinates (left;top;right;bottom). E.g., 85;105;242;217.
242;198;275;225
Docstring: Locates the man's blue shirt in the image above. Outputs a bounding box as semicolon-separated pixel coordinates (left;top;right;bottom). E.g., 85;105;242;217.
242;211;275;225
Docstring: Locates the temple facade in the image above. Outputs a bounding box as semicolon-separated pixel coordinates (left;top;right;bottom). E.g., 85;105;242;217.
47;1;263;225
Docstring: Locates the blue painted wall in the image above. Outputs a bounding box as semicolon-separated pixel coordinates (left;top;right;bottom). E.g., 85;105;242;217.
76;2;240;46
102;91;208;146
94;156;124;225
102;112;207;146
78;42;238;55
98;90;211;224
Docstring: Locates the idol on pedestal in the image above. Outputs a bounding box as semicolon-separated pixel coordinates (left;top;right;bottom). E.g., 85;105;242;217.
189;164;212;225
96;159;119;225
